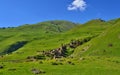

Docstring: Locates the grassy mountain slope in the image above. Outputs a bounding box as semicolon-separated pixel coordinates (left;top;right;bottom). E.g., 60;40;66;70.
0;20;77;55
15;20;77;33
73;18;120;57
0;19;120;75
0;19;113;60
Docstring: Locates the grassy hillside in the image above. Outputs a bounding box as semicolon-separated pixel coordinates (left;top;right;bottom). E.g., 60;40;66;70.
0;19;120;75
0;20;77;55
0;19;112;60
73;18;120;57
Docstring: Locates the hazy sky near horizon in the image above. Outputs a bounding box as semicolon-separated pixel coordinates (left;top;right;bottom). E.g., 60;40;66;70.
0;0;120;27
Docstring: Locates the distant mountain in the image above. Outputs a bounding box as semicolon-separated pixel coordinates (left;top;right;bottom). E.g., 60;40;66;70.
15;20;78;33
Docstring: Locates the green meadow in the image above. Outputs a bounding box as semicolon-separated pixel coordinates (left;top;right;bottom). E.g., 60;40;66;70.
0;19;120;75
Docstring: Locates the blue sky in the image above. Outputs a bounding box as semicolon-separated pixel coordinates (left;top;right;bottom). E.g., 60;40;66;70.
0;0;120;27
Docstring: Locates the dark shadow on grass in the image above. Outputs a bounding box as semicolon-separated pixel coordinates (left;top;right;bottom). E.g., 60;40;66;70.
0;41;28;55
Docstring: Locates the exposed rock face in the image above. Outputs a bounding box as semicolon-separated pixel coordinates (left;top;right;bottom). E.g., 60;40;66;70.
39;39;88;59
29;37;92;60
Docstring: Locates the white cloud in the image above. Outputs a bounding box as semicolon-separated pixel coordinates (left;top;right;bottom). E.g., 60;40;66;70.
68;0;87;11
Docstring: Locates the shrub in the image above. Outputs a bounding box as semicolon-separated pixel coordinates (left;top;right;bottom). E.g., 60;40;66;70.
39;61;43;64
51;62;59;65
34;55;46;60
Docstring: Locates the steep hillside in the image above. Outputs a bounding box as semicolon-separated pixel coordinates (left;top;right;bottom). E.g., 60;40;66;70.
0;19;113;61
66;19;111;36
0;20;77;56
73;18;120;57
0;19;120;75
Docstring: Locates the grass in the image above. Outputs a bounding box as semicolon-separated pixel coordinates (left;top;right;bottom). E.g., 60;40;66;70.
0;19;120;75
1;56;120;75
73;19;120;57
